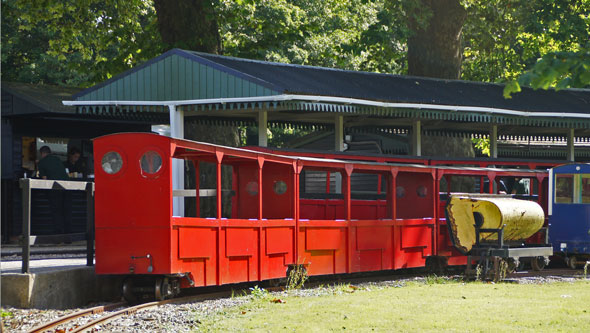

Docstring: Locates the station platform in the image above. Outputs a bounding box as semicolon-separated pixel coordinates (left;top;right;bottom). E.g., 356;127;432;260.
1;243;123;309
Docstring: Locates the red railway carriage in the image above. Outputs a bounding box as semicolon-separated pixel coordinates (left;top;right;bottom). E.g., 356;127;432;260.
93;133;549;300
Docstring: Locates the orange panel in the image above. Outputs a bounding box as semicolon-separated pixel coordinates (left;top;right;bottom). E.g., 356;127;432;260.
307;250;335;275
356;226;388;250
226;228;257;257
265;227;292;255
306;228;341;250
225;257;250;283
178;227;216;259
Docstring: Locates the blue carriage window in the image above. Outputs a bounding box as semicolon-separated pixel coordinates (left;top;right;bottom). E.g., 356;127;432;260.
582;175;590;204
555;174;573;204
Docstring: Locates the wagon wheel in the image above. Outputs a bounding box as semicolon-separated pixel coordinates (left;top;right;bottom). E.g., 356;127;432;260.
566;256;577;270
506;258;518;274
531;256;546;271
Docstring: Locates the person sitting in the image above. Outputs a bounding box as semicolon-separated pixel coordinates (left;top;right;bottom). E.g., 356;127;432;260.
38;146;70;235
64;146;86;178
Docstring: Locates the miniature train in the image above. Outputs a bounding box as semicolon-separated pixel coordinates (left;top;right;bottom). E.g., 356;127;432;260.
94;133;556;301
548;163;590;268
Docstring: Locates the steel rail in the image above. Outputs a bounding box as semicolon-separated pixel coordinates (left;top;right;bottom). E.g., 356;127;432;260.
27;301;127;333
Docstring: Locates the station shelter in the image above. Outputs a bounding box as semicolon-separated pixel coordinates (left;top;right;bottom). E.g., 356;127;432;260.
6;49;590;237
1;82;158;240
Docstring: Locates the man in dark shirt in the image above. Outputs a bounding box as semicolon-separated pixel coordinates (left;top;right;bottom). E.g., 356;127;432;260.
38;146;69;180
63;146;86;178
38;146;70;235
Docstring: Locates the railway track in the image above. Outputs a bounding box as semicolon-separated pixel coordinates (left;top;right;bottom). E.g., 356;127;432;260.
26;291;233;333
26;267;584;332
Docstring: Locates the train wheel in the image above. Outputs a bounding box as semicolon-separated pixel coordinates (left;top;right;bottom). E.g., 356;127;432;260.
566;256;577;270
122;278;138;304
531;257;546;271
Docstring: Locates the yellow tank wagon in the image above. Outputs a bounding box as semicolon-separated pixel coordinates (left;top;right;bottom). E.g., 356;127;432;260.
446;194;545;254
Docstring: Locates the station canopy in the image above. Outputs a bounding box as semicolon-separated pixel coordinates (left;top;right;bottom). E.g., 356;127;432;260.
71;48;590;143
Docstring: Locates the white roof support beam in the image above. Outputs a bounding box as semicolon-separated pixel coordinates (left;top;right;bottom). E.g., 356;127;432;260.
169;104;185;216
567;128;575;162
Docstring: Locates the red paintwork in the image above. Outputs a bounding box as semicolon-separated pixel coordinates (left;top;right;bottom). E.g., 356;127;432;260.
94;133;550;288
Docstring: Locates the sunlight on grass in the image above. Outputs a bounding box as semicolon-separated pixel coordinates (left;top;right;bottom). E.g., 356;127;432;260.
198;280;590;332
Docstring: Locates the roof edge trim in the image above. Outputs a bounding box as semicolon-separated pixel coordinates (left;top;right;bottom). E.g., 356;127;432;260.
64;94;590;120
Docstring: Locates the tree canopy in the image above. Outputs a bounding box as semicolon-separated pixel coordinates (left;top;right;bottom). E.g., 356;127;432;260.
2;0;588;92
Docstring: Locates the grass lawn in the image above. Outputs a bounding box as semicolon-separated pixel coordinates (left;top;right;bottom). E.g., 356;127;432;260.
197;279;590;332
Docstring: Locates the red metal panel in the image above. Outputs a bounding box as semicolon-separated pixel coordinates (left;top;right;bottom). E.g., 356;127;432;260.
266;227;293;254
401;225;431;249
306;227;341;250
357;249;382;271
262;163;294;219
178;227;217;259
225;228;257;257
95;228;170;275
356;226;388;250
396;172;434;218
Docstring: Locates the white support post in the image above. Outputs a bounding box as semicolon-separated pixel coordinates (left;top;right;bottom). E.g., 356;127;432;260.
567;128;575;162
335;115;344;152
490;124;498;159
411;120;421;156
258;110;268;147
169;104;185;216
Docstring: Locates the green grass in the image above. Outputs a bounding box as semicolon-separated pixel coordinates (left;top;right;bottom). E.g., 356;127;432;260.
198;280;590;332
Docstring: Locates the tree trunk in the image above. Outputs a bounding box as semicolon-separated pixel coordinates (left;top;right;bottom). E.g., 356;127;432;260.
405;0;467;79
153;0;220;53
153;1;237;216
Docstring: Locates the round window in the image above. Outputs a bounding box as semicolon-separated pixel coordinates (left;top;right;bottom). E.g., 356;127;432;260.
140;151;163;174
396;186;405;198
246;181;259;196
101;151;123;175
273;181;287;195
416;185;428;198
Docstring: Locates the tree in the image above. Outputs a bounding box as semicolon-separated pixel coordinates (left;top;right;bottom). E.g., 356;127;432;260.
403;0;467;79
153;0;220;52
1;0;161;86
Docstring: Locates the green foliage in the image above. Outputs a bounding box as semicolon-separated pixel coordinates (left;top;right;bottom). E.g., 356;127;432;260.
286;264;308;290
472;138;490;156
249;285;269;299
504;46;590;98
218;0;407;73
0;309;13;318
1;0;161;86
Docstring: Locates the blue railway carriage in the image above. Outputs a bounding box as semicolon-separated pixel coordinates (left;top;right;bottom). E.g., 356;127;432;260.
548;163;590;268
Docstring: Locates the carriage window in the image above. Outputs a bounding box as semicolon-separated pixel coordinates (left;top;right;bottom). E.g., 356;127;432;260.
101;151;123;175
140;151;162;174
273;180;287;195
582;175;590;203
555;174;573;204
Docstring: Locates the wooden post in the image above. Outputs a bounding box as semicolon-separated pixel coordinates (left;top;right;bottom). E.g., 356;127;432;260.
86;182;95;266
258;110;268;147
335;115;344;152
490;125;498;159
567;128;575;162
20;179;31;274
412;120;421;156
